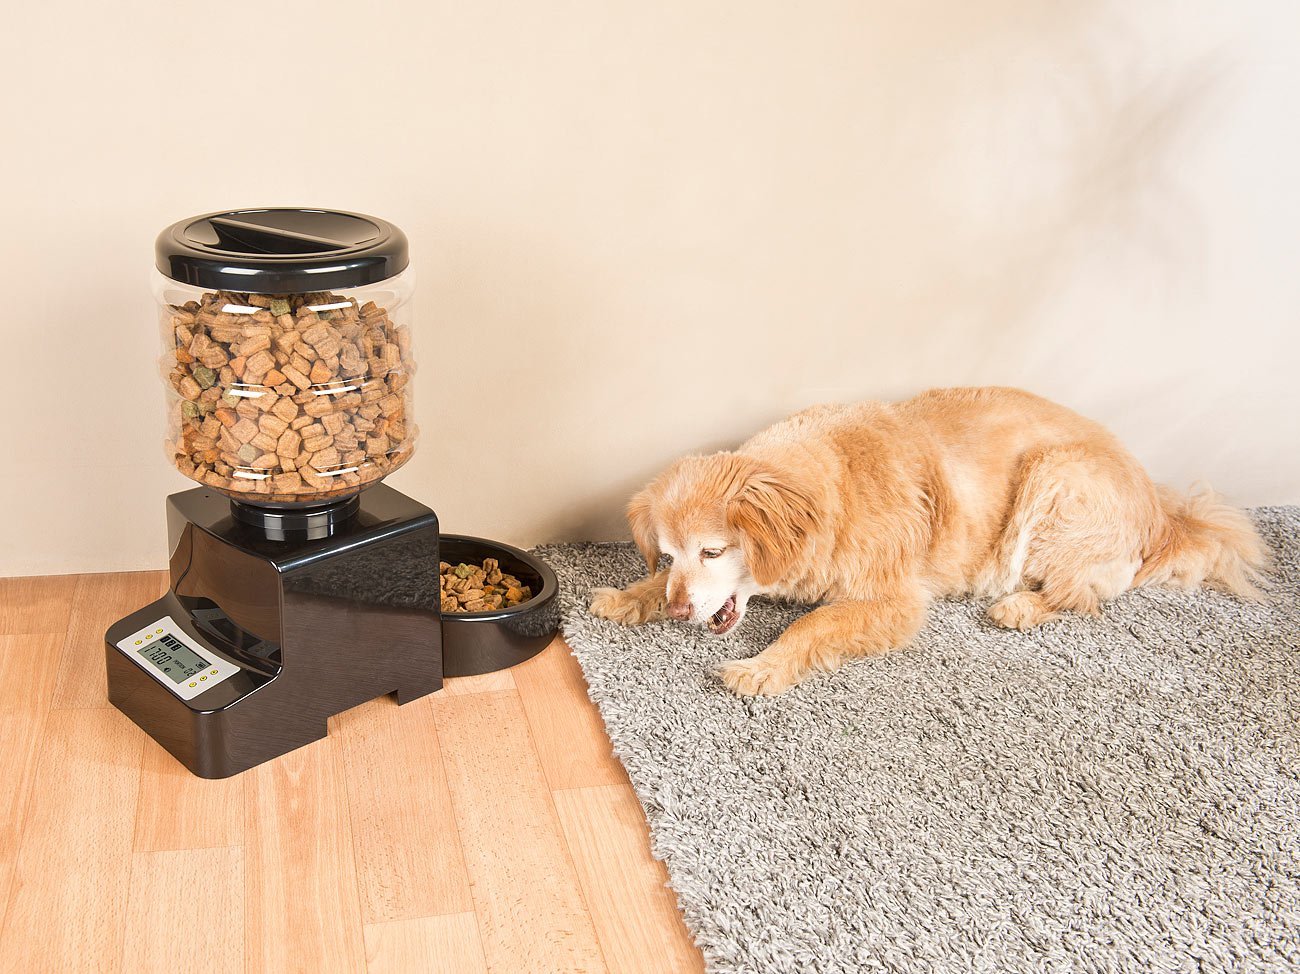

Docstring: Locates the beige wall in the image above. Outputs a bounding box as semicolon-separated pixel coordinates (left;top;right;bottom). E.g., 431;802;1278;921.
1;0;1297;576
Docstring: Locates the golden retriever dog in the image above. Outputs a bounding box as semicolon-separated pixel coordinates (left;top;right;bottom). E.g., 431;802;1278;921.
589;387;1268;696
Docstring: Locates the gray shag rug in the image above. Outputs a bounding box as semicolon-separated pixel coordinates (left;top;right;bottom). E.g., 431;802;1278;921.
535;507;1300;974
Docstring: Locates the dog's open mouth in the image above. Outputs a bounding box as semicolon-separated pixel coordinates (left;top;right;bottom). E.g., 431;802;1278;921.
706;595;741;635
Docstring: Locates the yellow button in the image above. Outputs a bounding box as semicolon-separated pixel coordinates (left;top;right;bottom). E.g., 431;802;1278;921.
210;669;218;675
156;628;163;634
189;682;197;687
145;634;153;639
200;675;207;681
134;640;142;645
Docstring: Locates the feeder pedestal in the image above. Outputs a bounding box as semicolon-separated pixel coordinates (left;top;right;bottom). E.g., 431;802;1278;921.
105;484;441;779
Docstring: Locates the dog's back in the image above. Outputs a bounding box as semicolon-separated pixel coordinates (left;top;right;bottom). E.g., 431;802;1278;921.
740;386;1266;611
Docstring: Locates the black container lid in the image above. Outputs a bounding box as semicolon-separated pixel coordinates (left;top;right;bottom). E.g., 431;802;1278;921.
156;207;409;293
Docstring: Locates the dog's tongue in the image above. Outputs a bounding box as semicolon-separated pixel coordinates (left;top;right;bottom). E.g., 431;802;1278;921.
709;595;738;631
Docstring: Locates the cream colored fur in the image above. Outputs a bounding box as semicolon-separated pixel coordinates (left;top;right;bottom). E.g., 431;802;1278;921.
589;387;1269;696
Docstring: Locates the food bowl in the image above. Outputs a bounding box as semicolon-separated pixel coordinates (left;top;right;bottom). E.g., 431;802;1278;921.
440;535;560;676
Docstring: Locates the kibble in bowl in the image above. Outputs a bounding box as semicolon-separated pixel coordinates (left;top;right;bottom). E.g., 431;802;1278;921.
439;558;534;613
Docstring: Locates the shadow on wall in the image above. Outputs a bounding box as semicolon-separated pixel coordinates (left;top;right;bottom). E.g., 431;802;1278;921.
777;2;1234;426
904;14;1231;377
679;2;1232;417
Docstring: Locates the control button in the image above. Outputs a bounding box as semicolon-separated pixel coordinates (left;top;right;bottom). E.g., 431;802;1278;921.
134;640;142;645
145;633;153;639
200;675;208;681
155;628;163;634
189;682;197;688
210;669;218;675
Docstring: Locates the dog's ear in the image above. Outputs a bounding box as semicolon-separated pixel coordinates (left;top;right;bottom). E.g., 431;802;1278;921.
626;488;660;575
726;471;817;587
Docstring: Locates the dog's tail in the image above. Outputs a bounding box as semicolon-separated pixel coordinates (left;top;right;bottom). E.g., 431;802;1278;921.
1135;486;1269;598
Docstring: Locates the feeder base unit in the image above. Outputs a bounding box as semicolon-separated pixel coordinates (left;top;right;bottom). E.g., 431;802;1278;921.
105;485;442;779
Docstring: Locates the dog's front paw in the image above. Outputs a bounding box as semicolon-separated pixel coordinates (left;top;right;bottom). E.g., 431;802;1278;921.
987;591;1059;631
716;655;799;697
590;587;655;625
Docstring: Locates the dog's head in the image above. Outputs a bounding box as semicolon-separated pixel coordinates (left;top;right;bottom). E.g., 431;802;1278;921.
628;452;817;635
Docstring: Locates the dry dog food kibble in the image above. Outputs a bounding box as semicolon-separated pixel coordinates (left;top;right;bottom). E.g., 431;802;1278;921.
439;558;533;613
164;289;415;503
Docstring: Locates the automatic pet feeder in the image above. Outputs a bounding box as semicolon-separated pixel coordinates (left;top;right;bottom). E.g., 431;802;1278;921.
105;208;558;778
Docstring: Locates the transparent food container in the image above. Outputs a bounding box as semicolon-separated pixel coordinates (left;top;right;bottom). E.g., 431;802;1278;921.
155;209;417;507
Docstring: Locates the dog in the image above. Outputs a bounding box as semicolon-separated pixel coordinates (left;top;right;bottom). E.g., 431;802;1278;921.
589;386;1268;696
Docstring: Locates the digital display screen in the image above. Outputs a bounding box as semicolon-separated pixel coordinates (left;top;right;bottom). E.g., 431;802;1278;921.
137;633;211;684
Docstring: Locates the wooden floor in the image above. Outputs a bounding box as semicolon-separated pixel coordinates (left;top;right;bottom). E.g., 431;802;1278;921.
0;572;705;974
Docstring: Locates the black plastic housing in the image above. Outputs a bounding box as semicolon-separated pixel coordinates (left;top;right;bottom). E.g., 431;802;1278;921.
105;485;442;778
105;487;563;779
155;207;409;292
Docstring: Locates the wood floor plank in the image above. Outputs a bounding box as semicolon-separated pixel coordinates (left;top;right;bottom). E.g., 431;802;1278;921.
121;847;243;974
0;710;48;940
52;571;169;710
243;736;366;974
0;574;80;635
0;708;144;974
514;639;630;792
434;690;607;974
0;634;63;711
0;634;62;931
554;785;704;974
441;668;516;696
364;913;489;974
334;696;473;924
133;737;244;852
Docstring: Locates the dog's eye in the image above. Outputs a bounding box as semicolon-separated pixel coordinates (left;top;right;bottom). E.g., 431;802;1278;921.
701;548;725;559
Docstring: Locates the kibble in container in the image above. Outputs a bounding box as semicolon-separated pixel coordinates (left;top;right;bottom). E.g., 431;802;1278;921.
155;209;417;508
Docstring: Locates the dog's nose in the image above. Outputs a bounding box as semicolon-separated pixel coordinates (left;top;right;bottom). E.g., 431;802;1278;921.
667;600;693;621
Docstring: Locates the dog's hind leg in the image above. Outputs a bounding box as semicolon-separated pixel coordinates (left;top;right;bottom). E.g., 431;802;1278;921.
984;442;1152;630
589;572;669;625
717;581;928;696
